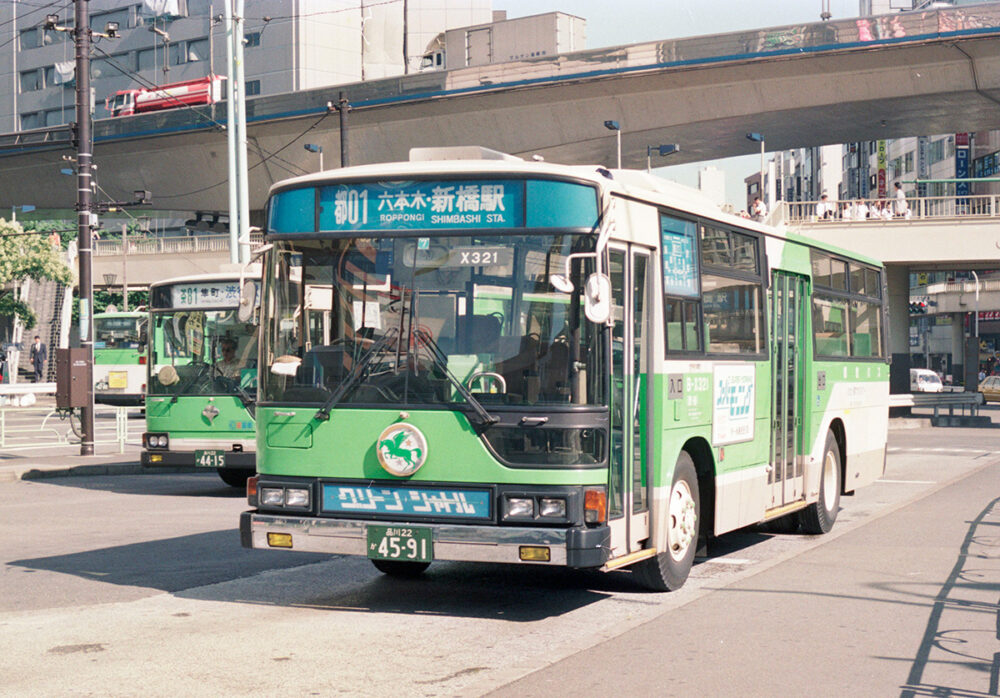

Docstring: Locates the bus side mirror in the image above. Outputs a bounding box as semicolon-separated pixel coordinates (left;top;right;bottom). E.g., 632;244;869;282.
584;273;612;324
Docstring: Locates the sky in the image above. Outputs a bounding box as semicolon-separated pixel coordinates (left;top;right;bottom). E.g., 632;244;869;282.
493;0;866;206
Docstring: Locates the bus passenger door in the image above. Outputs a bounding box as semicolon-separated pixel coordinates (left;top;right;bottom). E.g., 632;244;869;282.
769;272;806;508
608;246;652;557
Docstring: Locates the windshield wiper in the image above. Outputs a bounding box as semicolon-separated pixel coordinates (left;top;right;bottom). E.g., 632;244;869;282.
414;328;499;430
313;328;399;421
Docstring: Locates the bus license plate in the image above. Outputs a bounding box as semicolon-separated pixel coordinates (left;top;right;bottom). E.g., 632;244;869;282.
194;449;225;468
366;525;433;563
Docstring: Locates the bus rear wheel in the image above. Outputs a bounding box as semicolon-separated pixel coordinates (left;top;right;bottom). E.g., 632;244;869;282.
371;559;431;577
799;431;841;534
632;452;699;592
217;468;254;488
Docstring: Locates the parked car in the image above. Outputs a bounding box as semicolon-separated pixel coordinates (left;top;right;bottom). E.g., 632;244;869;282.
910;368;944;393
978;375;1000;403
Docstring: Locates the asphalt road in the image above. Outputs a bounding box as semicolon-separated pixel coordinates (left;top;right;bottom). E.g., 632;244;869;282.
0;422;998;696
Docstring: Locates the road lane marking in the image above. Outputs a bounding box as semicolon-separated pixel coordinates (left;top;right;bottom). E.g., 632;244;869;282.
879;479;937;484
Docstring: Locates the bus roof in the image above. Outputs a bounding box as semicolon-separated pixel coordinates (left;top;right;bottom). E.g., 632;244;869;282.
268;151;882;268
148;271;260;290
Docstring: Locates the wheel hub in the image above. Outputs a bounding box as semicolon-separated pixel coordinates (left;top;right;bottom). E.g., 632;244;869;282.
668;480;697;561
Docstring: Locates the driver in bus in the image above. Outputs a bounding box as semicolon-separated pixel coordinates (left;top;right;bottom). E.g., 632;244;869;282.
217;338;244;380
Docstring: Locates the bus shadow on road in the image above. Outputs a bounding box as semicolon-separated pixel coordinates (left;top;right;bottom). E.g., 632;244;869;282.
25;472;247;498
182;559;628;621
9;530;331;596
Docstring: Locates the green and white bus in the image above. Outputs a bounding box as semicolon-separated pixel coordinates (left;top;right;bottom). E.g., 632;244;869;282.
240;149;889;590
94;310;147;406
142;272;260;487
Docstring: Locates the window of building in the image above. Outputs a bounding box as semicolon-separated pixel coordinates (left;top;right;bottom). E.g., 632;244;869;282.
92;8;132;31
244;32;261;47
20;112;42;130
246;79;261;96
138;47;156;71
20;28;39;50
45;108;71;127
170;42;186;65
187;38;209;62
20;69;42;93
904;151;914;173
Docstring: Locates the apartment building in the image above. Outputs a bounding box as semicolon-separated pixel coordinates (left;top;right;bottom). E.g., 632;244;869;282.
0;0;492;133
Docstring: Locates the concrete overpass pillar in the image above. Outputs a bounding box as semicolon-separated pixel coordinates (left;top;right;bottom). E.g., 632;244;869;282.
885;263;911;395
950;315;965;385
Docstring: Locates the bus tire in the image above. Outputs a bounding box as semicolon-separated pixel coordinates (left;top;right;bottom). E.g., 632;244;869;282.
217;468;253;488
371;559;431;577
632;452;699;592
799;431;841;534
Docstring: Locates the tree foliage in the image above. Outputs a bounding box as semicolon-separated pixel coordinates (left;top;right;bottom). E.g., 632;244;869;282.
0;218;75;327
0;218;74;286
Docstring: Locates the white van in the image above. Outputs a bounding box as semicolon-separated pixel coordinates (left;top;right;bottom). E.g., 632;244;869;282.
910;368;944;393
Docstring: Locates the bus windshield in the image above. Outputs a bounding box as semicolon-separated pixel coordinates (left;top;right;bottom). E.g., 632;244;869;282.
261;234;606;409
149;309;258;397
94;315;144;350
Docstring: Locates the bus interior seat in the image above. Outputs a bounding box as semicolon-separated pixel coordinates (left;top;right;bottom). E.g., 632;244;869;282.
297;345;352;387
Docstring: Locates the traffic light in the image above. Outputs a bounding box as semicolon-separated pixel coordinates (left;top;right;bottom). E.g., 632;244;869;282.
909;301;928;314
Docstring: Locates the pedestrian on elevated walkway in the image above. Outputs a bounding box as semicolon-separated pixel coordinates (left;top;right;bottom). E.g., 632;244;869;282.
894;182;909;218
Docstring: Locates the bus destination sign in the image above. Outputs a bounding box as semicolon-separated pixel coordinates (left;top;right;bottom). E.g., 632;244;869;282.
318;180;525;231
170;282;241;309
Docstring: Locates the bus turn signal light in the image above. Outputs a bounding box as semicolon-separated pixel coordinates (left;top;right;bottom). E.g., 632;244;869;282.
584;488;607;524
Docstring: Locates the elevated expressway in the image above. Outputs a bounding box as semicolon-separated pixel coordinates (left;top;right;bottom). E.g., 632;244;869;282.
3;5;1000;213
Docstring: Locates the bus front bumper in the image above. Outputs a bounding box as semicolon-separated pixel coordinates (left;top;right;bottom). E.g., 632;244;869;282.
240;511;610;568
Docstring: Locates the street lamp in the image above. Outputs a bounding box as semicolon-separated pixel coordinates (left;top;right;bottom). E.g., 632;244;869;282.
604;120;621;169
746;132;765;203
646;144;680;173
11;204;35;222
304;143;324;172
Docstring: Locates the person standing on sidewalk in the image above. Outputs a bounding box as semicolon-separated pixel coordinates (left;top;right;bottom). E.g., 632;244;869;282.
29;335;46;383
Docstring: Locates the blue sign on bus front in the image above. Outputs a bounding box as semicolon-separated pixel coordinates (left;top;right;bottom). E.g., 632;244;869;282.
322;484;492;520
318;181;525;231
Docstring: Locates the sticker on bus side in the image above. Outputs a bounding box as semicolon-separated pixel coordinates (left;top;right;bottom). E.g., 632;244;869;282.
711;364;756;445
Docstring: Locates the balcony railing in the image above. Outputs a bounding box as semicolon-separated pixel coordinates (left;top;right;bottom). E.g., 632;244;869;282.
780;194;1000;225
93;232;264;257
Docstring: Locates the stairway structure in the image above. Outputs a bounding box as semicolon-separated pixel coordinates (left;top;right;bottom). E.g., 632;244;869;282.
16;279;71;382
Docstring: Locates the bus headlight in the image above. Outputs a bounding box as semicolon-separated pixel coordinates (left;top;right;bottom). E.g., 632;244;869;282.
144;433;168;449
284;488;310;507
539;497;567;518
504;497;534;519
260;488;285;506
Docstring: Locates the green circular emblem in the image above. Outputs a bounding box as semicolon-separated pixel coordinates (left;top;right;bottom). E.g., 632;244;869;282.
376;423;428;477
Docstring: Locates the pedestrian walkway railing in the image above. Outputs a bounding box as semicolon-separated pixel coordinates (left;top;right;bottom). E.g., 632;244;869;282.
93;231;265;257
779;194;1000;225
0;405;143;453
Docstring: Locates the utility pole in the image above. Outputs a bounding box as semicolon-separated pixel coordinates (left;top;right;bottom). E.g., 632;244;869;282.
121;222;128;312
47;2;120;455
74;0;96;456
225;0;250;264
337;92;350;167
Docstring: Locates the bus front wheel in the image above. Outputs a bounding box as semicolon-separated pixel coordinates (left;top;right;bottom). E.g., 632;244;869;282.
799;431;841;534
632;452;700;592
371;559;431;577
